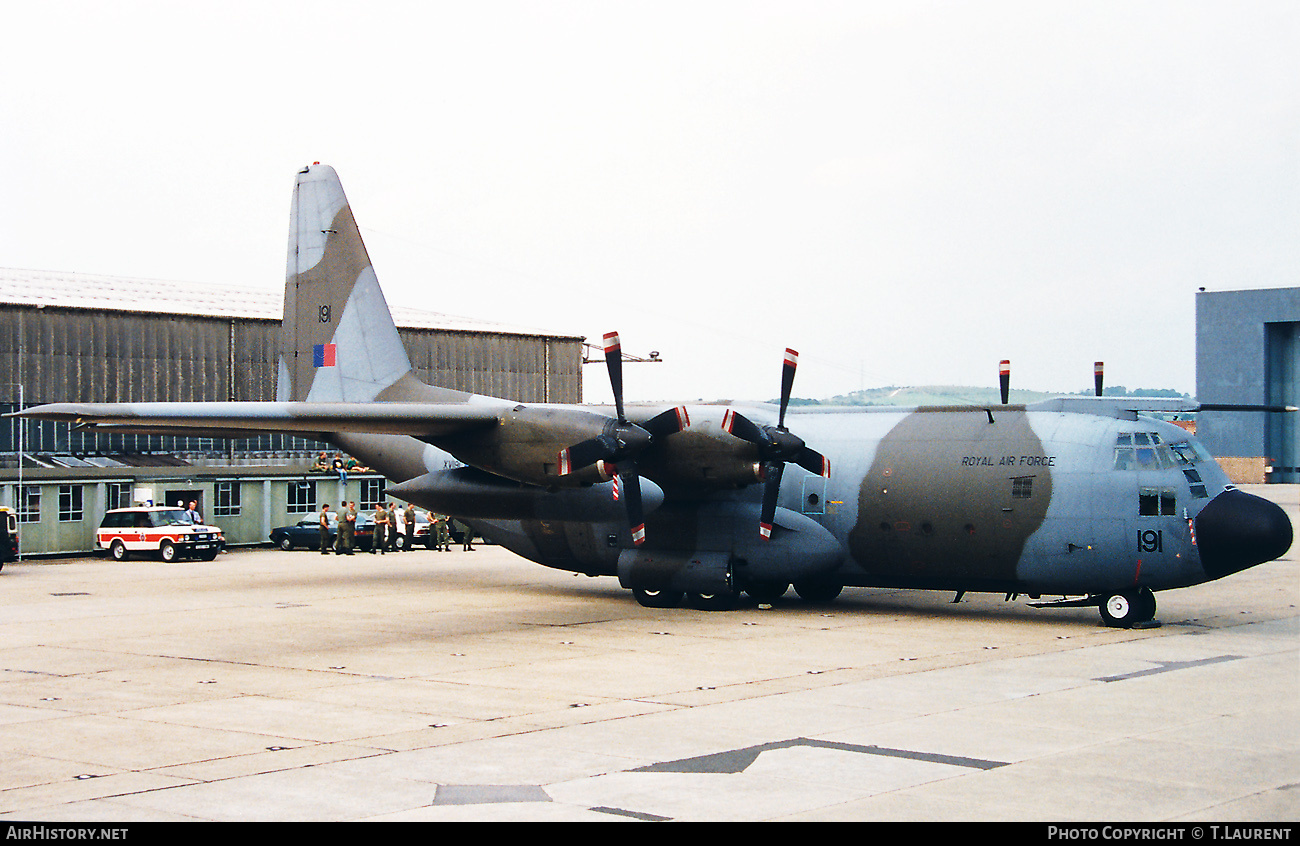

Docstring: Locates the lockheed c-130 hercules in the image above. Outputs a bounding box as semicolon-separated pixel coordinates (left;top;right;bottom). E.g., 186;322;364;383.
16;164;1293;627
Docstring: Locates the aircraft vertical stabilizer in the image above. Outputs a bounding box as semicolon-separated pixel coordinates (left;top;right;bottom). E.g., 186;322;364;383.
278;164;413;403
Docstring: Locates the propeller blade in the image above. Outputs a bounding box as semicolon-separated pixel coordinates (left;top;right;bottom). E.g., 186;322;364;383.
603;332;625;423
999;359;1010;405
795;446;830;478
644;405;690;439
778;348;798;429
619;464;646;546
722;408;766;445
760;461;785;541
1094;361;1104;397
557;434;615;476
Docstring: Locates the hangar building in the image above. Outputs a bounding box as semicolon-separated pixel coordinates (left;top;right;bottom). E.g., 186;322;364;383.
0;268;585;555
1196;286;1300;483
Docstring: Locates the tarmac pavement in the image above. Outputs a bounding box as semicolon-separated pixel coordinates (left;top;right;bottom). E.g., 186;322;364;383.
0;485;1295;822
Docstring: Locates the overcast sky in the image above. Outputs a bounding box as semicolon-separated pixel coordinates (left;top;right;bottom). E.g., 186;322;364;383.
4;1;1297;405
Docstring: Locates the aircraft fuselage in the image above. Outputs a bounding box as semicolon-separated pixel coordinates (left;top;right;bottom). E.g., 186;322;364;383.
336;402;1291;612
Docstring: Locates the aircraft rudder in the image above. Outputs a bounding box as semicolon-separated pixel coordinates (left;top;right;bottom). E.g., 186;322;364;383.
278;164;412;403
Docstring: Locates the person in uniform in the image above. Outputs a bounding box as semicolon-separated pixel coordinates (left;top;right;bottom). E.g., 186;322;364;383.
319;503;332;554
403;503;416;551
337;502;356;555
434;513;451;551
387;503;400;551
372;503;389;554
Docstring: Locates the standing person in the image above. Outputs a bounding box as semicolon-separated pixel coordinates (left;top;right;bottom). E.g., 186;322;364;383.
403;503;416;551
185;500;203;525
372;503;389;554
318;503;332;554
434;513;451;551
387;503;400;552
337;501;356;555
461;520;475;551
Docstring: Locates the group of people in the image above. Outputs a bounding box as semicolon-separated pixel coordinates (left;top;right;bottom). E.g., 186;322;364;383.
316;501;474;555
310;451;371;483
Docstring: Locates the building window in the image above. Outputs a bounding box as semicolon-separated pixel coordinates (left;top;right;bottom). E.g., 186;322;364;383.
361;478;385;510
288;481;316;514
58;485;84;522
106;482;134;510
18;485;40;523
214;481;241;517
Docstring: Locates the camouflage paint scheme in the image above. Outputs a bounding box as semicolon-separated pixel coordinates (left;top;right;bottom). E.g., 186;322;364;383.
20;165;1292;625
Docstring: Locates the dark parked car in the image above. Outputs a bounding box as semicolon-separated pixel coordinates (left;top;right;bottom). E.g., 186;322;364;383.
270;515;376;551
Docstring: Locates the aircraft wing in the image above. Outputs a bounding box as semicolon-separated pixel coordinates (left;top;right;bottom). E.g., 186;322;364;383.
10;401;504;439
1026;397;1297;416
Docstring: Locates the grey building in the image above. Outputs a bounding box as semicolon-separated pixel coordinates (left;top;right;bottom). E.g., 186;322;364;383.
0;268;585;554
1196;286;1300;482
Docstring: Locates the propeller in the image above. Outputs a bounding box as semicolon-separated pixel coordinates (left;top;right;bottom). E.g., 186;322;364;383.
722;348;830;541
557;331;687;545
1094;361;1104;397
1000;359;1010;405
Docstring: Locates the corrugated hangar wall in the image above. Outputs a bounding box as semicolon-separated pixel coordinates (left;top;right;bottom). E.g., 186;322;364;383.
0;271;586;555
0;303;583;453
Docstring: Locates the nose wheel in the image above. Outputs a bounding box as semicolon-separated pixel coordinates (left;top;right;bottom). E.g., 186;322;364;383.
1098;588;1157;627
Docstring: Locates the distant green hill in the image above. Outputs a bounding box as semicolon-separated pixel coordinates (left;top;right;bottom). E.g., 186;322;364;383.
784;385;1191;407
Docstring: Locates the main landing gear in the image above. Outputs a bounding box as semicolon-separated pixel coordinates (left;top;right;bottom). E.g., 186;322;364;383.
630;579;847;611
629;587;743;611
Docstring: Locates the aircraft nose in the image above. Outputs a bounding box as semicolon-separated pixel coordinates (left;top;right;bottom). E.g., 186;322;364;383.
1195;488;1293;579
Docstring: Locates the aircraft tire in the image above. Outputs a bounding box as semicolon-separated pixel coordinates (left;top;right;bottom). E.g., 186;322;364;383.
110;540;129;562
1099;589;1155;627
686;591;738;611
794;580;843;603
632;586;684;609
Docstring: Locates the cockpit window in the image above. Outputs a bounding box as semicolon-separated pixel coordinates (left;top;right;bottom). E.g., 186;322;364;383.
1182;468;1208;498
1115;433;1197;471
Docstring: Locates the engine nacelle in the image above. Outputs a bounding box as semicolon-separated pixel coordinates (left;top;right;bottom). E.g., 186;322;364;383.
435;404;620;487
388;467;664;521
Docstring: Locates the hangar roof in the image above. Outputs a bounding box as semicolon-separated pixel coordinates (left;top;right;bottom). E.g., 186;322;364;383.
0;268;581;340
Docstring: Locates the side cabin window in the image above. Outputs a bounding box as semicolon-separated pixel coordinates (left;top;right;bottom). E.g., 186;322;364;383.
1011;476;1033;499
1139;487;1177;517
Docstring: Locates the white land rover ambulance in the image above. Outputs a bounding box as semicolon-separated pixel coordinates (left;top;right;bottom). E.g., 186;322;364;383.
96;507;225;562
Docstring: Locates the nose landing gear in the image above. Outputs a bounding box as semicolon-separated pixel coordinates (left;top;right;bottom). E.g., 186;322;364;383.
1098;587;1158;628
